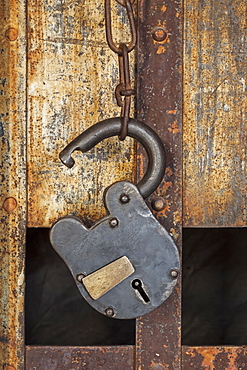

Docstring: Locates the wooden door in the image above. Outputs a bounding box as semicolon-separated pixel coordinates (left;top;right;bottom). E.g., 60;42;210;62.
0;0;246;368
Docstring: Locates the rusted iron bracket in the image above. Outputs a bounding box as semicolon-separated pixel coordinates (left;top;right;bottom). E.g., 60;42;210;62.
135;0;182;369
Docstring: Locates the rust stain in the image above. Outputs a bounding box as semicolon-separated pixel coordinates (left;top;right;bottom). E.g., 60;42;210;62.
183;347;247;369
163;181;172;193
168;121;179;134
155;199;170;218
165;167;173;177
156;45;167;54
225;350;239;370
197;348;218;370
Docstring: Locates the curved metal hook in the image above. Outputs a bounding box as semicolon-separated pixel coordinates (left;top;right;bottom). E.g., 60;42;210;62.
59;117;166;199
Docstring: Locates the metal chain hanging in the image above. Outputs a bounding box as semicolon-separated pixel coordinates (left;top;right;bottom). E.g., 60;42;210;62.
105;0;137;140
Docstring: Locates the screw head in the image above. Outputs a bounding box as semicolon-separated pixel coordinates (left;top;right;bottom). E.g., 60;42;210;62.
119;193;130;204
109;218;119;228
77;273;85;283
105;307;115;317
5;28;18;41
151;197;166;211
170;269;179;279
152;27;168;42
3;197;17;213
151;364;166;370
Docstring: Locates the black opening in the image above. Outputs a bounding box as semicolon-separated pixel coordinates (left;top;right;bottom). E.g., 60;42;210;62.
182;228;247;346
26;227;247;346
25;228;135;346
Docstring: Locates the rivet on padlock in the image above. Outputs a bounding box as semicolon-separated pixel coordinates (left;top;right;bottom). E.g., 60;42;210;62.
50;117;180;319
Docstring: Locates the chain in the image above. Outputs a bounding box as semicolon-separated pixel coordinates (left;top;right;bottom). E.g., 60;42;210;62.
105;0;137;140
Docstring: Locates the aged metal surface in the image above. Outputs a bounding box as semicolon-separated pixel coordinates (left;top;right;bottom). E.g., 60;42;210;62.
136;0;182;369
27;0;136;227
50;181;179;319
26;346;134;369
0;0;26;368
182;346;247;369
183;0;247;227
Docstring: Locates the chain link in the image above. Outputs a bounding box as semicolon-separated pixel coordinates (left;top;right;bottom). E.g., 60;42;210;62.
105;0;137;140
116;0;135;7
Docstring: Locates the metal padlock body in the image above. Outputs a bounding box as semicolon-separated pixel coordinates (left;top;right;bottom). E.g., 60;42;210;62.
50;180;179;319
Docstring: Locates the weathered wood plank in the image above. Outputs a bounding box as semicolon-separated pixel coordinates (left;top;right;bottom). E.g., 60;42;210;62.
0;0;27;368
183;0;247;226
27;0;136;227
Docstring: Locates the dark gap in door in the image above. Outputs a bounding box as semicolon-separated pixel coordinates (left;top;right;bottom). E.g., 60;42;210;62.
182;228;247;346
25;228;135;346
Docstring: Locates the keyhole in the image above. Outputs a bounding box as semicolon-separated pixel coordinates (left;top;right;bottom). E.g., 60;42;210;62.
132;279;150;303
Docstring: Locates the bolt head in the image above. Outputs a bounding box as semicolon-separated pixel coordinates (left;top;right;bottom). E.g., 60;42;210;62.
105;307;115;317
119;193;130;204
152;27;168;42
3;197;17;213
77;273;85;283
5;28;18;41
151;364;166;370
170;269;179;279
151;197;166;211
109;218;119;228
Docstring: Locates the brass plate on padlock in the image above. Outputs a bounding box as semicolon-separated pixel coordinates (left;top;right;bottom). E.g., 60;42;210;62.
82;256;135;300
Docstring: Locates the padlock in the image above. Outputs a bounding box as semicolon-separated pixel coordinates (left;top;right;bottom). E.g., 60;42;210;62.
50;117;180;319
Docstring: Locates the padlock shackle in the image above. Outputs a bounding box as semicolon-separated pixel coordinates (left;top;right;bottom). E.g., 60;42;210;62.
59;117;166;199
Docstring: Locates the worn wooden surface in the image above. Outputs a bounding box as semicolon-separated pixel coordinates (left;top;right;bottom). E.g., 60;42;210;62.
136;0;182;369
0;0;27;368
27;0;136;227
182;4;247;368
182;346;247;369
26;346;134;369
183;0;247;227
